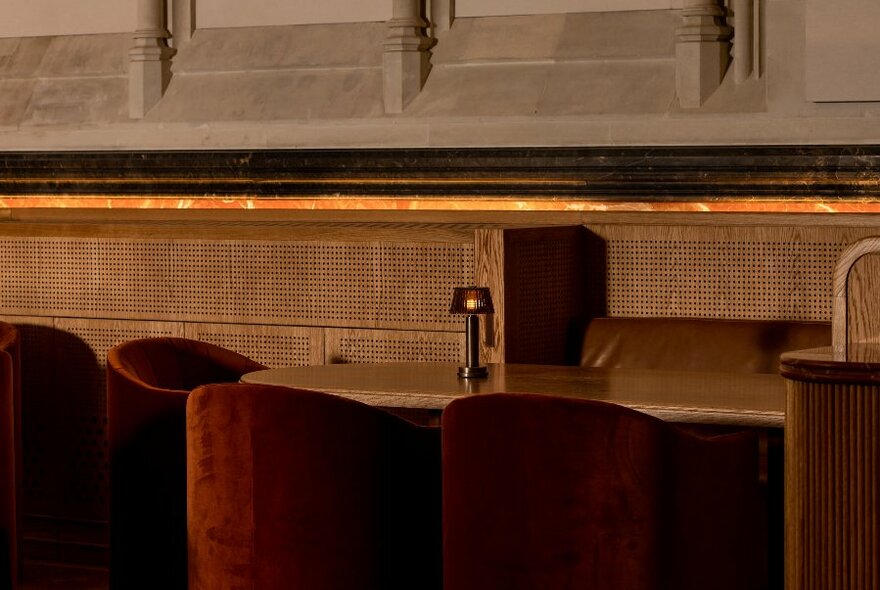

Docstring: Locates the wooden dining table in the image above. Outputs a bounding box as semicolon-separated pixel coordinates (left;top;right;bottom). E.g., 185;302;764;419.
242;362;785;428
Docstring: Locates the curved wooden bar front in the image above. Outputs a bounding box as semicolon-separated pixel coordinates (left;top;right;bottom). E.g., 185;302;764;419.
780;345;880;590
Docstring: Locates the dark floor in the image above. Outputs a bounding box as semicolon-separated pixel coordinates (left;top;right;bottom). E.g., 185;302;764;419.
18;562;108;590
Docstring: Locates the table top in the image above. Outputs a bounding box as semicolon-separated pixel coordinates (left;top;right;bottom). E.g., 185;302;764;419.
242;362;785;428
781;345;880;384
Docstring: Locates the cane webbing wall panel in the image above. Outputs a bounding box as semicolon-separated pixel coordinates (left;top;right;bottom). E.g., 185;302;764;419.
183;323;324;368
589;226;880;321
0;238;474;331
325;328;464;364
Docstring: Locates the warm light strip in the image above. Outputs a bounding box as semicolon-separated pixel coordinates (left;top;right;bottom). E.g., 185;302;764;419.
6;176;880;188
0;196;879;213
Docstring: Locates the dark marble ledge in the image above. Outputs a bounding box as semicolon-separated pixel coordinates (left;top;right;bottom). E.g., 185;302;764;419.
1;146;880;198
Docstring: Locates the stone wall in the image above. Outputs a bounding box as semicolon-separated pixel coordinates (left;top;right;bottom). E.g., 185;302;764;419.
0;2;875;149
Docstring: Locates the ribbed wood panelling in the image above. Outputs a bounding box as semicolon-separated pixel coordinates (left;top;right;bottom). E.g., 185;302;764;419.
588;226;880;321
786;380;880;589
0;238;474;331
183;323;324;368
325;328;464;364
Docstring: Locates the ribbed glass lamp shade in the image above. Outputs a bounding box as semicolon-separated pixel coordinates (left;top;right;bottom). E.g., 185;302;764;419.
450;286;494;315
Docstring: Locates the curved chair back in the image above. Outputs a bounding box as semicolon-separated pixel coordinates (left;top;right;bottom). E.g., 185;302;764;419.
442;393;762;590
186;383;442;590
107;337;266;590
0;323;18;590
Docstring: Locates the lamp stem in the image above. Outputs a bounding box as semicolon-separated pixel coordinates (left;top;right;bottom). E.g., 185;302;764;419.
465;314;480;368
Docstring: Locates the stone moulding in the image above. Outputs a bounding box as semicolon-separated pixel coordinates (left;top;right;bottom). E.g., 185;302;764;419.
0;146;878;201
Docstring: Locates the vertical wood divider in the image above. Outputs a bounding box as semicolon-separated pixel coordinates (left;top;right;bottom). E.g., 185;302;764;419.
474;229;505;364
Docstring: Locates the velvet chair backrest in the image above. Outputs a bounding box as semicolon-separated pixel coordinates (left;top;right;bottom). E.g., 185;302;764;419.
186;383;442;590
107;337;266;590
0;323;18;590
442;393;763;590
580;317;831;373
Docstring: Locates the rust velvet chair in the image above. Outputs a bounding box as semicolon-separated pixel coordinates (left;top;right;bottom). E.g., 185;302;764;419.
0;323;18;590
442;393;763;590
107;337;266;590
186;382;442;590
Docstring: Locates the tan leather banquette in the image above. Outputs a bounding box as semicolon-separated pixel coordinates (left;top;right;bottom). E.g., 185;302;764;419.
579;317;831;374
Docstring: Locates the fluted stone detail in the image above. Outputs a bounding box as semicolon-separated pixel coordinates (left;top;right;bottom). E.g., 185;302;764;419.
384;0;433;114
129;0;176;118
675;0;732;108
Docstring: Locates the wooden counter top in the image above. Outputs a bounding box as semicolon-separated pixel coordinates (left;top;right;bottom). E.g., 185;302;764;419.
243;362;785;427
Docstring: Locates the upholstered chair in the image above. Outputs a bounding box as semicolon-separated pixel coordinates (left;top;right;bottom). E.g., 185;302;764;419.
442;393;763;590
107;337;266;590
186;382;442;590
0;323;18;590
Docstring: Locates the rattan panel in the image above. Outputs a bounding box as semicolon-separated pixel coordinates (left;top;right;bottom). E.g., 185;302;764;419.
0;238;474;330
183;323;324;368
325;328;464;364
600;235;843;321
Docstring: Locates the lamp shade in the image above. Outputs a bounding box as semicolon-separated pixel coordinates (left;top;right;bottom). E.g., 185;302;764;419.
450;287;494;315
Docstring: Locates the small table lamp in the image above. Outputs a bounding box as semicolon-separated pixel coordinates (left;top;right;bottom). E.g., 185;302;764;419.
450;286;494;378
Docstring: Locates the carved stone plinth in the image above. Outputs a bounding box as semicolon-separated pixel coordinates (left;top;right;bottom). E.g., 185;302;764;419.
676;0;732;108
384;0;433;114
129;0;175;118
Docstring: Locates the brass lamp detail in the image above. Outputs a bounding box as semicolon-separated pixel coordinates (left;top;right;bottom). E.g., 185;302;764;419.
450;286;494;378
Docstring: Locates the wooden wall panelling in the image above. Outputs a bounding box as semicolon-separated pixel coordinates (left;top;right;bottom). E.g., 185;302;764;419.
586;225;880;321
500;226;588;365
475;226;589;365
474;229;505;364
183;322;324;367
845;253;880;347
325;328;464;364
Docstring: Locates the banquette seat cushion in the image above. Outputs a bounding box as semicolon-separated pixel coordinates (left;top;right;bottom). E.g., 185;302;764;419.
579;317;831;373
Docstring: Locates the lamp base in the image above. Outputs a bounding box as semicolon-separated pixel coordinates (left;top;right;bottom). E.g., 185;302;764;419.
458;365;488;379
